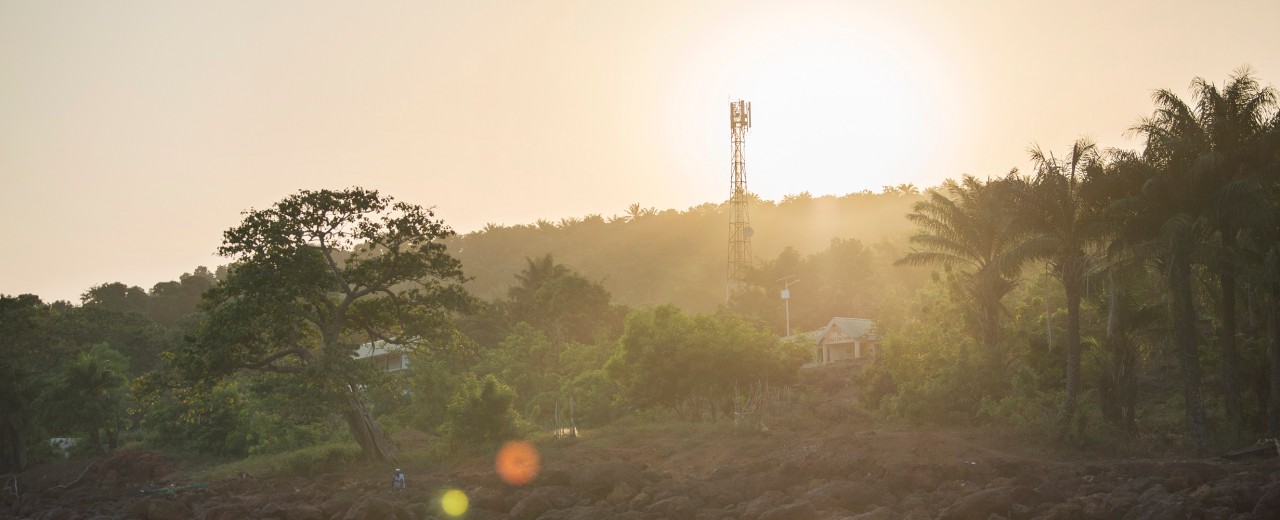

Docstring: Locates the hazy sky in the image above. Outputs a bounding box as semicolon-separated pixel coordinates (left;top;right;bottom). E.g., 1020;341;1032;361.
3;0;1278;302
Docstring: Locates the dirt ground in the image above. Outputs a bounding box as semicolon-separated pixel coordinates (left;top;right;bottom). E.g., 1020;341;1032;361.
6;386;1280;519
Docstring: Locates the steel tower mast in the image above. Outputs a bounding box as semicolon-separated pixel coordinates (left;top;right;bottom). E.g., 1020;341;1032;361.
727;99;753;300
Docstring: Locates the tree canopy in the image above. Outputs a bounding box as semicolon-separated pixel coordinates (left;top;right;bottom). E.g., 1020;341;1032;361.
173;187;473;462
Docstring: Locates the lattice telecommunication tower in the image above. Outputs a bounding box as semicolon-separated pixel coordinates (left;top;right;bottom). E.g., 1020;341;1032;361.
727;100;754;300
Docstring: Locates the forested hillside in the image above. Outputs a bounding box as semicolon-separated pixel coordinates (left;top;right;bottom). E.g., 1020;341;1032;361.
446;188;924;313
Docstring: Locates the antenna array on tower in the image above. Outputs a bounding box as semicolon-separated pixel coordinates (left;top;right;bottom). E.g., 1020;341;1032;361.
727;100;753;300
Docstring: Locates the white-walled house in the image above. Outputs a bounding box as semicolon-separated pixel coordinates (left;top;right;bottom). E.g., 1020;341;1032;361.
802;317;881;367
353;340;409;372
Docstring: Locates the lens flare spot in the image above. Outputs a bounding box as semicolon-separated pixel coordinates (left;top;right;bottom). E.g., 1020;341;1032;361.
495;440;541;486
441;489;468;517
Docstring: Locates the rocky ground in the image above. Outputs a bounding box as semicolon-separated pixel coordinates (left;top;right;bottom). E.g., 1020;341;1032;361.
7;417;1280;520
7;370;1280;520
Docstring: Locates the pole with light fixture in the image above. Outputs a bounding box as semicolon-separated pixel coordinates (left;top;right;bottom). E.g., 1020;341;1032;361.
779;276;799;337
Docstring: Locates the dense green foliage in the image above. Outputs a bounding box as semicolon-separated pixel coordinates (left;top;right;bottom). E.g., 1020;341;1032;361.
608;305;808;419
873;68;1280;448
1;270;210;472
37;344;131;453
440;374;524;442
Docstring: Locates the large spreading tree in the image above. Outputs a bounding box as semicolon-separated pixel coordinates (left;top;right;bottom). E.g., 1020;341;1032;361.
176;187;472;462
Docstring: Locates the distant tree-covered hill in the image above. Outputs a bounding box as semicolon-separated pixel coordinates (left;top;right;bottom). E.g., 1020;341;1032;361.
445;188;924;312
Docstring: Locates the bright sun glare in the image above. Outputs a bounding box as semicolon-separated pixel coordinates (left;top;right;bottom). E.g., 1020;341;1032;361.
667;5;959;200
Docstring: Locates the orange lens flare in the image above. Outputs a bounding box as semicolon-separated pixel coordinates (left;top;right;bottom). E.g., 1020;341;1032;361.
495;440;541;486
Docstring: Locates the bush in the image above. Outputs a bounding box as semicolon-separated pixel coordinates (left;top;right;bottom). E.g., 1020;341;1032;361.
195;441;363;480
136;373;336;457
440;374;525;443
562;369;619;428
975;367;1057;433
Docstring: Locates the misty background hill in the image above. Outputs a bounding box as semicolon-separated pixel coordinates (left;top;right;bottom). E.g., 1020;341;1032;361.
445;189;924;313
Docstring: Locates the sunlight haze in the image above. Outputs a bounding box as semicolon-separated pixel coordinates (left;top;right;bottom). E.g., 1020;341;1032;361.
2;0;1278;301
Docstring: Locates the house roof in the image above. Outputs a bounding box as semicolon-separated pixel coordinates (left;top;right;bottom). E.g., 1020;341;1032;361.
353;340;406;360
782;329;824;344
817;317;878;345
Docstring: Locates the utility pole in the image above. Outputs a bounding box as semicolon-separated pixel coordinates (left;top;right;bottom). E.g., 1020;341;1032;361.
779;276;799;337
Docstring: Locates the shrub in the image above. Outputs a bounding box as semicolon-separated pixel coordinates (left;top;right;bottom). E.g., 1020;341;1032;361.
440;374;524;442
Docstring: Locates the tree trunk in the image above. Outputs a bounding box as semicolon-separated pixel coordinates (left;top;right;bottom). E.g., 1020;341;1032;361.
1059;283;1082;427
342;393;399;464
0;414;27;473
1267;287;1280;438
89;429;104;455
1120;337;1138;430
1218;258;1242;424
977;295;1000;376
1170;255;1209;445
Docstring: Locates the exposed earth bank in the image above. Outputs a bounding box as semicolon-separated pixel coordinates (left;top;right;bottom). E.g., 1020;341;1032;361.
7;418;1280;520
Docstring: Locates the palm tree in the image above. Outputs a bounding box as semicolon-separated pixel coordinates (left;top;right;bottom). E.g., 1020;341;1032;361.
1095;264;1163;430
1134;68;1278;427
509;254;570;306
1239;201;1280;435
1120;117;1218;444
624;203;657;222
40;345;129;453
1006;138;1114;425
1238;113;1280;435
897;174;1022;370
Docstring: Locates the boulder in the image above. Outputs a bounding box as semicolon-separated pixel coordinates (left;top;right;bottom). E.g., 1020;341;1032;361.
284;505;324;520
628;491;652;510
537;468;572;487
342;496;400;520
467;486;510;513
1123;491;1193;520
1254;481;1280;520
570;461;642;498
321;495;358;519
757;500;818;520
1111;477;1160;496
1100;491;1138;520
695;475;754;507
535;505;615;520
804;479;886;513
261;501;289;519
31;507;75;520
1201;506;1234;520
707;465;742;480
938;486;1038;520
139;498;191;520
1208;472;1268;512
1036;501;1085;520
509;487;578;520
607;481;637;505
404;502;431;519
200;503;251;520
848;507;897;520
644;496;699;520
741;491;788;519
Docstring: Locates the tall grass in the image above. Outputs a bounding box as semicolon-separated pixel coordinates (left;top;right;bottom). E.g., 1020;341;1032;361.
192;441;363;480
